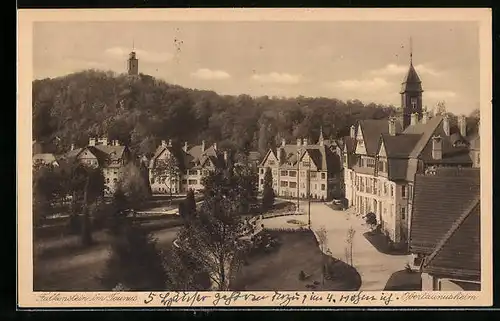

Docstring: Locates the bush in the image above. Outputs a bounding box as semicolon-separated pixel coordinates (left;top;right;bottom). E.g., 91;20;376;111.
365;212;377;229
298;270;306;281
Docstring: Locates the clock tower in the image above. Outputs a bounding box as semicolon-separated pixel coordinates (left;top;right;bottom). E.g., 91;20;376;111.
400;39;423;129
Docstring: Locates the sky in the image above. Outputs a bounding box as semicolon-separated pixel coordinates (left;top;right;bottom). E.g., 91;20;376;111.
33;21;480;115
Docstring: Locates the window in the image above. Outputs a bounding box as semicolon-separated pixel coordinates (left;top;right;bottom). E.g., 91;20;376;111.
289;182;297;188
268;160;275;166
280;181;288;187
373;179;378;195
366;157;375;168
113;178;117;183
289;170;297;177
281;170;287;176
321;184;326;191
410;97;417;110
114;171;117;175
107;178;110;183
301;183;305;188
310;172;317;179
302;161;310;167
272;170;277;176
390;185;394;197
300;171;305;177
321;172;326;179
383;183;387;195
359;157;364;167
260;179;264;185
401;207;406;220
203;170;209;176
260;169;264;174
314;184;318;190
181;179;187;184
343;155;348;165
188;179;197;185
378;160;386;172
401;185;407;198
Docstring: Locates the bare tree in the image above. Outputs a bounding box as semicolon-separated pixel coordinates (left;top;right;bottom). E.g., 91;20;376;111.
345;227;356;266
316;226;329;285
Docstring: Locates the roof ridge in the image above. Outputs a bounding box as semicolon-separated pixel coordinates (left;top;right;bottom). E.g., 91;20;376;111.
423;196;480;269
408;117;443;158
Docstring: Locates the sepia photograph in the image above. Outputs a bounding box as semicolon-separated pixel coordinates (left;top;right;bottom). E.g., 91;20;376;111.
17;8;492;308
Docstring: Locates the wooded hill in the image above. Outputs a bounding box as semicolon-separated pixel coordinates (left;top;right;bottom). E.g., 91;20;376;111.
33;69;402;157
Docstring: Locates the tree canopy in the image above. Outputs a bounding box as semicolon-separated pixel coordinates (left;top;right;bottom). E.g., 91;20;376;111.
33;70;398;157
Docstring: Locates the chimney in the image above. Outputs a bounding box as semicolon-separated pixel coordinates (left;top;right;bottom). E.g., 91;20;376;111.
70;143;75;151
213;142;217;151
388;117;397;136
183;141;188;152
459;114;467;137
161;140;167;147
296;138;302;147
89;137;96;146
432;135;442;160
303;138;308;146
168;139;172;147
422;110;429;124
350;125;356;139
201;140;206;152
281;138;286;148
98;137;108;146
410;113;418;126
277;147;283;164
443;115;450;136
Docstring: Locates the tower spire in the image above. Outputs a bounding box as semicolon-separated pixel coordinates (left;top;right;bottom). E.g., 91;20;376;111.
132;39;135;52
409;36;413;65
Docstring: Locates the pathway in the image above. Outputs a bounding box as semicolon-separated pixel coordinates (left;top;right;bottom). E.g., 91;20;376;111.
263;202;409;291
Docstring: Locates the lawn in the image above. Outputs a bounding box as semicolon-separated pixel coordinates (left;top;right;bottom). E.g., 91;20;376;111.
363;231;408;256
384;270;422;291
33;226;181;291
230;230;361;291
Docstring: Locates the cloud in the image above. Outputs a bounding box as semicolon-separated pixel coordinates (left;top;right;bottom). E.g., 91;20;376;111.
370;63;442;77
190;68;231;80
325;77;391;92
104;47;173;63
251;72;302;85
425;90;457;99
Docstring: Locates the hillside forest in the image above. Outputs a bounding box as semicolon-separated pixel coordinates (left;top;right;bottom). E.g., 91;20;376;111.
32;70;479;158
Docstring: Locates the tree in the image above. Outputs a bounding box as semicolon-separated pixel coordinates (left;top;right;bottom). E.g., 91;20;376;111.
231;163;258;214
262;167;275;211
365;212;377;231
316;226;329;285
118;161;151;210
175;168;246;290
435;101;447;116
32;163;63;226
58;161;105;245
152;156;181;200
99;187;167;290
184;189;197;218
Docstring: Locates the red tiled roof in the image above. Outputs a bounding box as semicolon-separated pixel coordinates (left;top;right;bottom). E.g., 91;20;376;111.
409;167;480;255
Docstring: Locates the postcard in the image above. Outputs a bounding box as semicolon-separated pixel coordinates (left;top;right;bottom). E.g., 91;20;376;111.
18;8;492;308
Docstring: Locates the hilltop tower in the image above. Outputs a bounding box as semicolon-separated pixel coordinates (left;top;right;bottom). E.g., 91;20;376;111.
127;41;139;76
400;37;423;129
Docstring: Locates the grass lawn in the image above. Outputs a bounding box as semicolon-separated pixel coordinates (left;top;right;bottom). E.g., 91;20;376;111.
363;231;408;256
384;270;422;291
33;226;181;291
231;230;361;291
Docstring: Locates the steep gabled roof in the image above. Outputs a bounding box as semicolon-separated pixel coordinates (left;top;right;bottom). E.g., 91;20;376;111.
409;167;480;255
342;136;357;154
422;199;480;280
358;119;399;156
380;133;422;158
